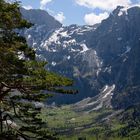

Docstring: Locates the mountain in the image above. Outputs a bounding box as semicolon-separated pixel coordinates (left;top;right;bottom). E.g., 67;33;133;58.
91;6;140;109
21;8;62;30
21;6;140;109
21;8;101;103
20;8;62;55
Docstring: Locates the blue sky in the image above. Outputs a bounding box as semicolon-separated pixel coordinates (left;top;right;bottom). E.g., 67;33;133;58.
20;0;140;25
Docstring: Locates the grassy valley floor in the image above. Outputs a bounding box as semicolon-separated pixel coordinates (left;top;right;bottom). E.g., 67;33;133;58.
38;104;140;140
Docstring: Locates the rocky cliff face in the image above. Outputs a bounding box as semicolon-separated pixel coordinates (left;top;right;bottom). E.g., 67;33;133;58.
21;6;140;109
88;6;140;109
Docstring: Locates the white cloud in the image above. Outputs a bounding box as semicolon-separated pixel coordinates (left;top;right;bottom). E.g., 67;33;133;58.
40;0;52;9
54;12;65;23
75;0;132;11
84;12;109;25
23;5;33;10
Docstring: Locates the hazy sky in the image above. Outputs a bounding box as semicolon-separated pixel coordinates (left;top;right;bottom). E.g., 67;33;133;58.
19;0;140;25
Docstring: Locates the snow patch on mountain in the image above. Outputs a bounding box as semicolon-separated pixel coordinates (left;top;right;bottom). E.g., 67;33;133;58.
37;25;96;54
102;85;115;99
125;46;131;53
27;34;31;39
67;55;71;60
80;44;89;53
73;84;116;112
121;46;131;57
52;61;57;66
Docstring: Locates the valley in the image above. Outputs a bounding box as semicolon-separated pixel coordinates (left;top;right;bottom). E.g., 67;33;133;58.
39;103;140;140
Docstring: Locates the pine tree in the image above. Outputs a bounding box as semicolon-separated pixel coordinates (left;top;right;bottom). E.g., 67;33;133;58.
0;0;77;139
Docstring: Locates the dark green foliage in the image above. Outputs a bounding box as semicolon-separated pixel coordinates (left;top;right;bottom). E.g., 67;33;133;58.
117;104;140;139
0;0;77;139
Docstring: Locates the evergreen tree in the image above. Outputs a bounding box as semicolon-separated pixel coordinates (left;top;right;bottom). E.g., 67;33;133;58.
0;0;77;139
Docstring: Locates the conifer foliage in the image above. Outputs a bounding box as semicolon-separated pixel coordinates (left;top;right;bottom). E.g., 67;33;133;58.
0;0;77;139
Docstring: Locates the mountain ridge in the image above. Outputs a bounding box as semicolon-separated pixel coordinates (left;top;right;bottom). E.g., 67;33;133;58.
21;6;140;110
